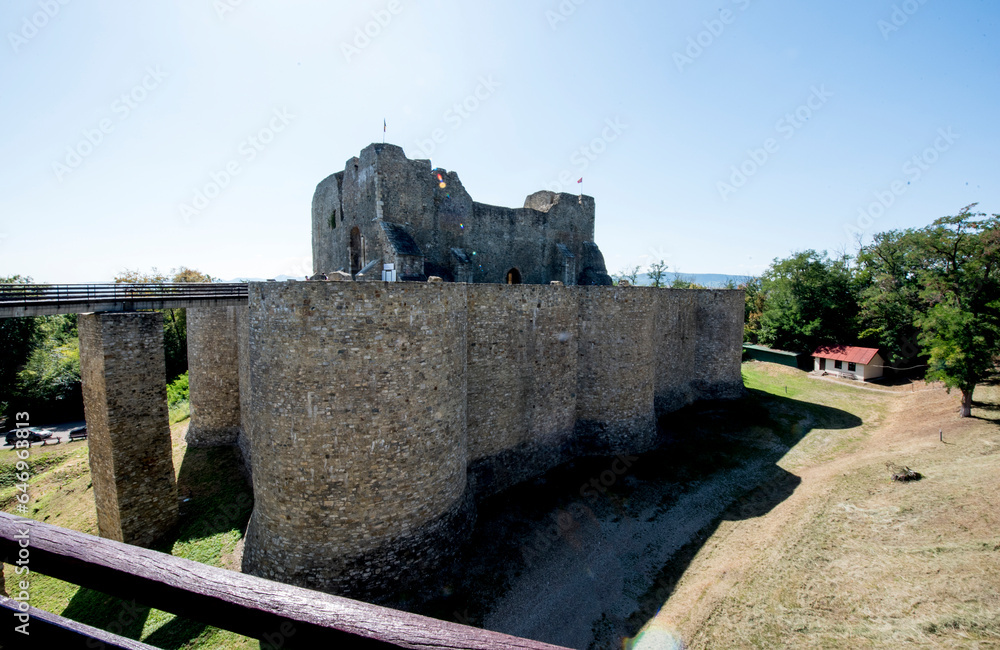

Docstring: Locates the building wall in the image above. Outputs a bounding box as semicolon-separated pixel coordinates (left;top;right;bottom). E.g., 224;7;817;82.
465;284;579;495
241;281;745;597
241;281;471;597
575;286;658;451
78;312;178;547
312;144;612;285
186;306;242;447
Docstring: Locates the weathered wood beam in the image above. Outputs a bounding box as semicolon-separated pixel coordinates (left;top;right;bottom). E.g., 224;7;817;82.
0;513;569;649
0;595;157;649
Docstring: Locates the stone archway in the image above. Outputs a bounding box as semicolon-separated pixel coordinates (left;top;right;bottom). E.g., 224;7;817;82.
505;268;522;284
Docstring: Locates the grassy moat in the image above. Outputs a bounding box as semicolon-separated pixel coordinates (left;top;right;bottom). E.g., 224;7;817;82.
3;362;999;648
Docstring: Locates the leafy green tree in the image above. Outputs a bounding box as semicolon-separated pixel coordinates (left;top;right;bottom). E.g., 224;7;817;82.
0;276;39;419
647;260;669;288
757;250;859;352
856;230;925;365
909;205;1000;417
740;276;765;343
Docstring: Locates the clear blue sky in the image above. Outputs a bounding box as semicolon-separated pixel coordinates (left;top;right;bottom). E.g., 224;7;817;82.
1;0;997;282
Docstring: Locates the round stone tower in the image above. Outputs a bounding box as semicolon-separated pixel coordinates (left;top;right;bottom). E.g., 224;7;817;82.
241;280;472;599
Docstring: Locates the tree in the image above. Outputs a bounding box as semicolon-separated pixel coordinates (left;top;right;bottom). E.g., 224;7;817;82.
647;260;669;288
757;250;859;352
172;267;214;283
909;205;1000;417
0;276;40;418
614;265;641;286
740;276;765;343
114;268;168;284
856;230;925;365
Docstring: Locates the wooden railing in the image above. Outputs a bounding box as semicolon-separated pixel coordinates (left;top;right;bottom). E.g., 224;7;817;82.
0;512;568;649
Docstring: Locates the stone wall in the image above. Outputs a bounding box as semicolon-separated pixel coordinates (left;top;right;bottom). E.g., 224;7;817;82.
241;282;471;598
241;281;744;597
575;287;658;452
465;284;579;495
186;306;242;447
236;305;253;481
312;143;612;285
78;312;178;547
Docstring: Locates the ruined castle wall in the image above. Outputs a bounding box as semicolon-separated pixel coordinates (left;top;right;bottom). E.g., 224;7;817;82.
236;305;253;481
186;306;241;447
654;290;699;413
340;155;386;273
311;172;342;274
465;284;579;495
575;286;658;452
692;290;745;399
241;281;471;597
465;194;593;285
78;312;178;547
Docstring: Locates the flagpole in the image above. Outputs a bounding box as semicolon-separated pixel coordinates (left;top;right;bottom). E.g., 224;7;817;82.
383;118;386;144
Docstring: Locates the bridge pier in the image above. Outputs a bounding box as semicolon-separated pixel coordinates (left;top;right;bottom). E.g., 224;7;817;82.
78;312;179;547
186;306;242;448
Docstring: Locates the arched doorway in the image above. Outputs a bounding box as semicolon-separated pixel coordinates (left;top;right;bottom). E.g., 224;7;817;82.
505;268;522;284
350;227;362;275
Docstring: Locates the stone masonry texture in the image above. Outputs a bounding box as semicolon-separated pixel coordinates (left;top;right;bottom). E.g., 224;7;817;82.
78;312;178;547
241;281;745;598
311;143;613;285
186;306;242;447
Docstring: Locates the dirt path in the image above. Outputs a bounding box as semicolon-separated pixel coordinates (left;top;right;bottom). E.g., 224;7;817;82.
634;378;1000;648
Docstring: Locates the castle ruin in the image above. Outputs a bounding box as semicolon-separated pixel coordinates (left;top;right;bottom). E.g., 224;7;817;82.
160;143;746;598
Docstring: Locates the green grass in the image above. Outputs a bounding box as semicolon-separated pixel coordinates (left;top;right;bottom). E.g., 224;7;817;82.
2;419;258;649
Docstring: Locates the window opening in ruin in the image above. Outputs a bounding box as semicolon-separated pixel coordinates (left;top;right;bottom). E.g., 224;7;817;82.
350;227;362;275
329;209;337;229
506;268;522;284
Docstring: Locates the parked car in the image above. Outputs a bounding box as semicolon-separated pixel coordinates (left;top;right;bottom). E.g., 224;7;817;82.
4;428;52;446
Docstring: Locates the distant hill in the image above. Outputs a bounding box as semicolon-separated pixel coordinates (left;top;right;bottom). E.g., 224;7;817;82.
632;272;750;288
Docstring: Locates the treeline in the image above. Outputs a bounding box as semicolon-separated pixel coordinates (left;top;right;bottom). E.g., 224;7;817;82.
0;267;212;425
743;204;1000;416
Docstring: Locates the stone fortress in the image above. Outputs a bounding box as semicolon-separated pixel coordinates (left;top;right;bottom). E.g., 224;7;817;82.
177;143;746;598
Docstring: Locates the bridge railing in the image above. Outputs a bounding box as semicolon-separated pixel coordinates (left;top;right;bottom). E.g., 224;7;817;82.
0;283;249;310
0;512;567;649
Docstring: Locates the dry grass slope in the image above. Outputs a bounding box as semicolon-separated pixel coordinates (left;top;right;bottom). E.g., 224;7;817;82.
637;362;1000;649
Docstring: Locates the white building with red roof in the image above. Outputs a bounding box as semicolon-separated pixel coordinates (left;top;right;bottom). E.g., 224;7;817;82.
811;345;884;381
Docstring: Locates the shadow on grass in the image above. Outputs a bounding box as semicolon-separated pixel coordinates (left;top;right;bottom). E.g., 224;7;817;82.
401;388;862;649
60;443;252;648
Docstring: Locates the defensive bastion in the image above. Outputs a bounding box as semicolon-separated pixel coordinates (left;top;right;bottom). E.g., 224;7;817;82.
175;143;746;598
220;281;744;597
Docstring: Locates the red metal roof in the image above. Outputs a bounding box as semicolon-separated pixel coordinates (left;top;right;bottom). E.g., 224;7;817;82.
812;345;880;364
